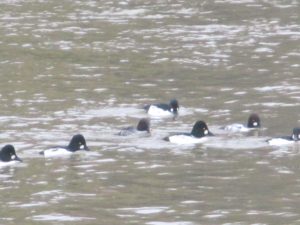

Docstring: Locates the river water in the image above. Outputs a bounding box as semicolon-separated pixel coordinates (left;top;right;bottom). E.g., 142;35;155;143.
0;0;300;224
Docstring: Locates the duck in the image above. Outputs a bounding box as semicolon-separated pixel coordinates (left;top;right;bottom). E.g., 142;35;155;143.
164;120;213;144
223;113;261;132
40;134;90;157
0;145;22;162
268;127;300;146
118;118;151;136
144;99;179;118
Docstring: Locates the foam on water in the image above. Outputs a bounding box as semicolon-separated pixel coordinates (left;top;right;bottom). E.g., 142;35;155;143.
118;206;169;215
30;214;95;222
0;161;20;167
14;202;48;208
146;222;195;225
204;136;268;150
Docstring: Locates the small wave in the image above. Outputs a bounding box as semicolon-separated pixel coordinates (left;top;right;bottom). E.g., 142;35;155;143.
30;213;95;222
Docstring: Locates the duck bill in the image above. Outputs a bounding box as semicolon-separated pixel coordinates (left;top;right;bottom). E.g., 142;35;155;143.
207;131;214;136
15;155;22;162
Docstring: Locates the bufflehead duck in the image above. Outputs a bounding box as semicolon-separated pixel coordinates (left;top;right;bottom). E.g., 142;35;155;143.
268;127;300;146
164;120;213;144
40;134;90;157
0;145;22;162
118;118;151;136
224;113;261;132
144;99;179;118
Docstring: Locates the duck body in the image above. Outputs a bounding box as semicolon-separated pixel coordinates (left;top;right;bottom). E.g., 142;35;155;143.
144;99;179;118
118;118;150;136
267;136;295;146
268;128;300;146
41;147;75;157
224;113;261;132
40;134;90;157
166;133;209;145
224;123;250;132
164;120;213;145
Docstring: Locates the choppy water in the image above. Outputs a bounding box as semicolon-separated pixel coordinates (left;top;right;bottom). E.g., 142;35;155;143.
0;0;300;224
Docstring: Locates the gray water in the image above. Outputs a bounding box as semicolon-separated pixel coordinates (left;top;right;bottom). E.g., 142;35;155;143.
0;0;300;224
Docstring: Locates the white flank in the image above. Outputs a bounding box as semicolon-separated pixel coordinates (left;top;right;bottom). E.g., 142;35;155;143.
168;135;208;145
42;148;73;158
268;138;294;146
147;105;173;117
224;123;249;132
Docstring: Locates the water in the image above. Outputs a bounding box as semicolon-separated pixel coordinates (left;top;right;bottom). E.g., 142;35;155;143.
0;0;300;224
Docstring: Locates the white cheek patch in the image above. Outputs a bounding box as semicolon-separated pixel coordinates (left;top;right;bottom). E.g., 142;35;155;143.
204;130;209;135
298;134;300;139
170;108;174;112
80;144;85;150
253;122;258;127
11;155;16;160
292;134;296;140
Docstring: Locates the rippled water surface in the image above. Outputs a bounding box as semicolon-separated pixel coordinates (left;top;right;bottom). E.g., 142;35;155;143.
0;0;300;224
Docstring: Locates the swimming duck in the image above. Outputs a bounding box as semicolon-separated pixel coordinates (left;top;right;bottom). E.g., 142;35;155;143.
268;127;300;146
40;134;90;157
164;120;213;145
118;118;151;136
224;113;261;132
144;99;179;118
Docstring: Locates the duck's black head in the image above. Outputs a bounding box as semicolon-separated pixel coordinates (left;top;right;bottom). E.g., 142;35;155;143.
137;118;151;133
0;144;22;162
191;120;213;138
169;99;179;115
247;113;261;128
292;128;300;141
68;134;90;152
